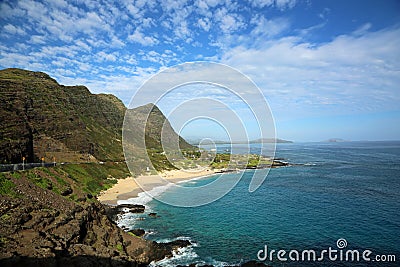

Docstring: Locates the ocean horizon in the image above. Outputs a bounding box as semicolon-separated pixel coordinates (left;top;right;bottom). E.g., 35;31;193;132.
118;141;400;266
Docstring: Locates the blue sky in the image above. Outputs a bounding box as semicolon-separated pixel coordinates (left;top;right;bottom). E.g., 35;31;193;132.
1;0;399;142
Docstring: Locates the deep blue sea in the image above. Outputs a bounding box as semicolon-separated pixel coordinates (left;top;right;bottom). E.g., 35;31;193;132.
119;141;400;266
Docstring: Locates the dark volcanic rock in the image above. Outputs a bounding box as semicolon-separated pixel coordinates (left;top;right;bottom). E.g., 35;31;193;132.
60;186;73;196
128;205;145;213
118;204;145;213
0;197;171;266
104;204;145;221
148;212;157;217
0;175;173;267
165;239;191;249
128;228;145;237
149;239;192;260
271;160;289;167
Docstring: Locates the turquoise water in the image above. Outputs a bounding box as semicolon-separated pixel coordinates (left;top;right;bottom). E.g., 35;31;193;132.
121;142;400;266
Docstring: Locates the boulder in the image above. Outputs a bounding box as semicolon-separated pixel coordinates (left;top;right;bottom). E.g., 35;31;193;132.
60;186;73;196
128;228;145;237
104;204;145;221
118;204;145;213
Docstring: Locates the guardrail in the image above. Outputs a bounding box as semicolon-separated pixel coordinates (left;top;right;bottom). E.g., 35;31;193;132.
0;162;57;172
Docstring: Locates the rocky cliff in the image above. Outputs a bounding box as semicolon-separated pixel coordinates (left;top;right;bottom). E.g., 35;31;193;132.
0;68;126;163
0;68;193;165
0;164;189;266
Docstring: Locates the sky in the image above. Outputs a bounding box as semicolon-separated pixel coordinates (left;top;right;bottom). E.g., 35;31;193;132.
1;0;400;142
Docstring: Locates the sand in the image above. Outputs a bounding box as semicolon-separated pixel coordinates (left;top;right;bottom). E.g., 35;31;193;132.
97;168;218;205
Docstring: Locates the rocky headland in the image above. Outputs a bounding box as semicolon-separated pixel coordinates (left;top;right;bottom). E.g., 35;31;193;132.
0;167;193;267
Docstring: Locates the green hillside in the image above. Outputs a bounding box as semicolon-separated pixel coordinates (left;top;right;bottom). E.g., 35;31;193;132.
0;68;125;163
0;68;194;168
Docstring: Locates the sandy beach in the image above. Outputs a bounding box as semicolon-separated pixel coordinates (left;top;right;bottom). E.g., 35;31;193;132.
97;168;218;205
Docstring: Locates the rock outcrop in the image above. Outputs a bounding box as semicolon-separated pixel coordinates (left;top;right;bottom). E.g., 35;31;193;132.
0;170;184;266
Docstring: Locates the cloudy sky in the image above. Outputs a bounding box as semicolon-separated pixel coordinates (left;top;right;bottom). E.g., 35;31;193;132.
1;0;399;141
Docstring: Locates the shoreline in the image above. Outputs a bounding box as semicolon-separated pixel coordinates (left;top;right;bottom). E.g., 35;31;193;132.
97;168;219;205
97;160;289;205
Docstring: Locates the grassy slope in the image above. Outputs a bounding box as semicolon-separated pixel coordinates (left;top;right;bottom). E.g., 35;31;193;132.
0;163;129;201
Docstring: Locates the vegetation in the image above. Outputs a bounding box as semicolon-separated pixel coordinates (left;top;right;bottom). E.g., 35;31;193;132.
0;174;20;198
0;68;195;176
0;237;8;248
0;162;129;203
116;243;124;252
210;153;274;169
0;68;127;163
56;163;127;196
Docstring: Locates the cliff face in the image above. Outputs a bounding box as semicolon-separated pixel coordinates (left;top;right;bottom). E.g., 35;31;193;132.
0;68;193;165
125;103;193;151
0;68;125;163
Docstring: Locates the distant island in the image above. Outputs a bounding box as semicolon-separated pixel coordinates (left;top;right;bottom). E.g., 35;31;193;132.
250;138;293;144
323;138;349;143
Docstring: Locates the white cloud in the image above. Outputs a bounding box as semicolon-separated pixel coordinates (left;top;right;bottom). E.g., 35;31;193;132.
275;0;297;10
197;17;212;31
75;40;91;51
3;24;27;36
247;0;297;10
122;54;138;65
49;0;69;9
205;0;223;8
128;28;159;46
221;27;400;119
353;23;373;36
161;2;194;41
12;0;115;44
174;20;192;41
110;36;125;48
0;2;26;19
248;0;274;8
18;0;48;22
214;7;245;34
30;35;46;44
250;16;290;39
126;3;142;19
96;51;118;62
196;0;209;11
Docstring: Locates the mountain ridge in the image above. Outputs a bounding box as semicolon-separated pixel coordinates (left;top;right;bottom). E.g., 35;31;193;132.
0;68;193;168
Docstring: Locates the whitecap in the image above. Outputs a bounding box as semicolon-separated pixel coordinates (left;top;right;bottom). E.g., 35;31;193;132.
117;183;174;206
149;244;200;267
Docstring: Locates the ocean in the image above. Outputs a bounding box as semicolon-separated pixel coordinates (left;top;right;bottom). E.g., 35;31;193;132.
118;141;400;266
